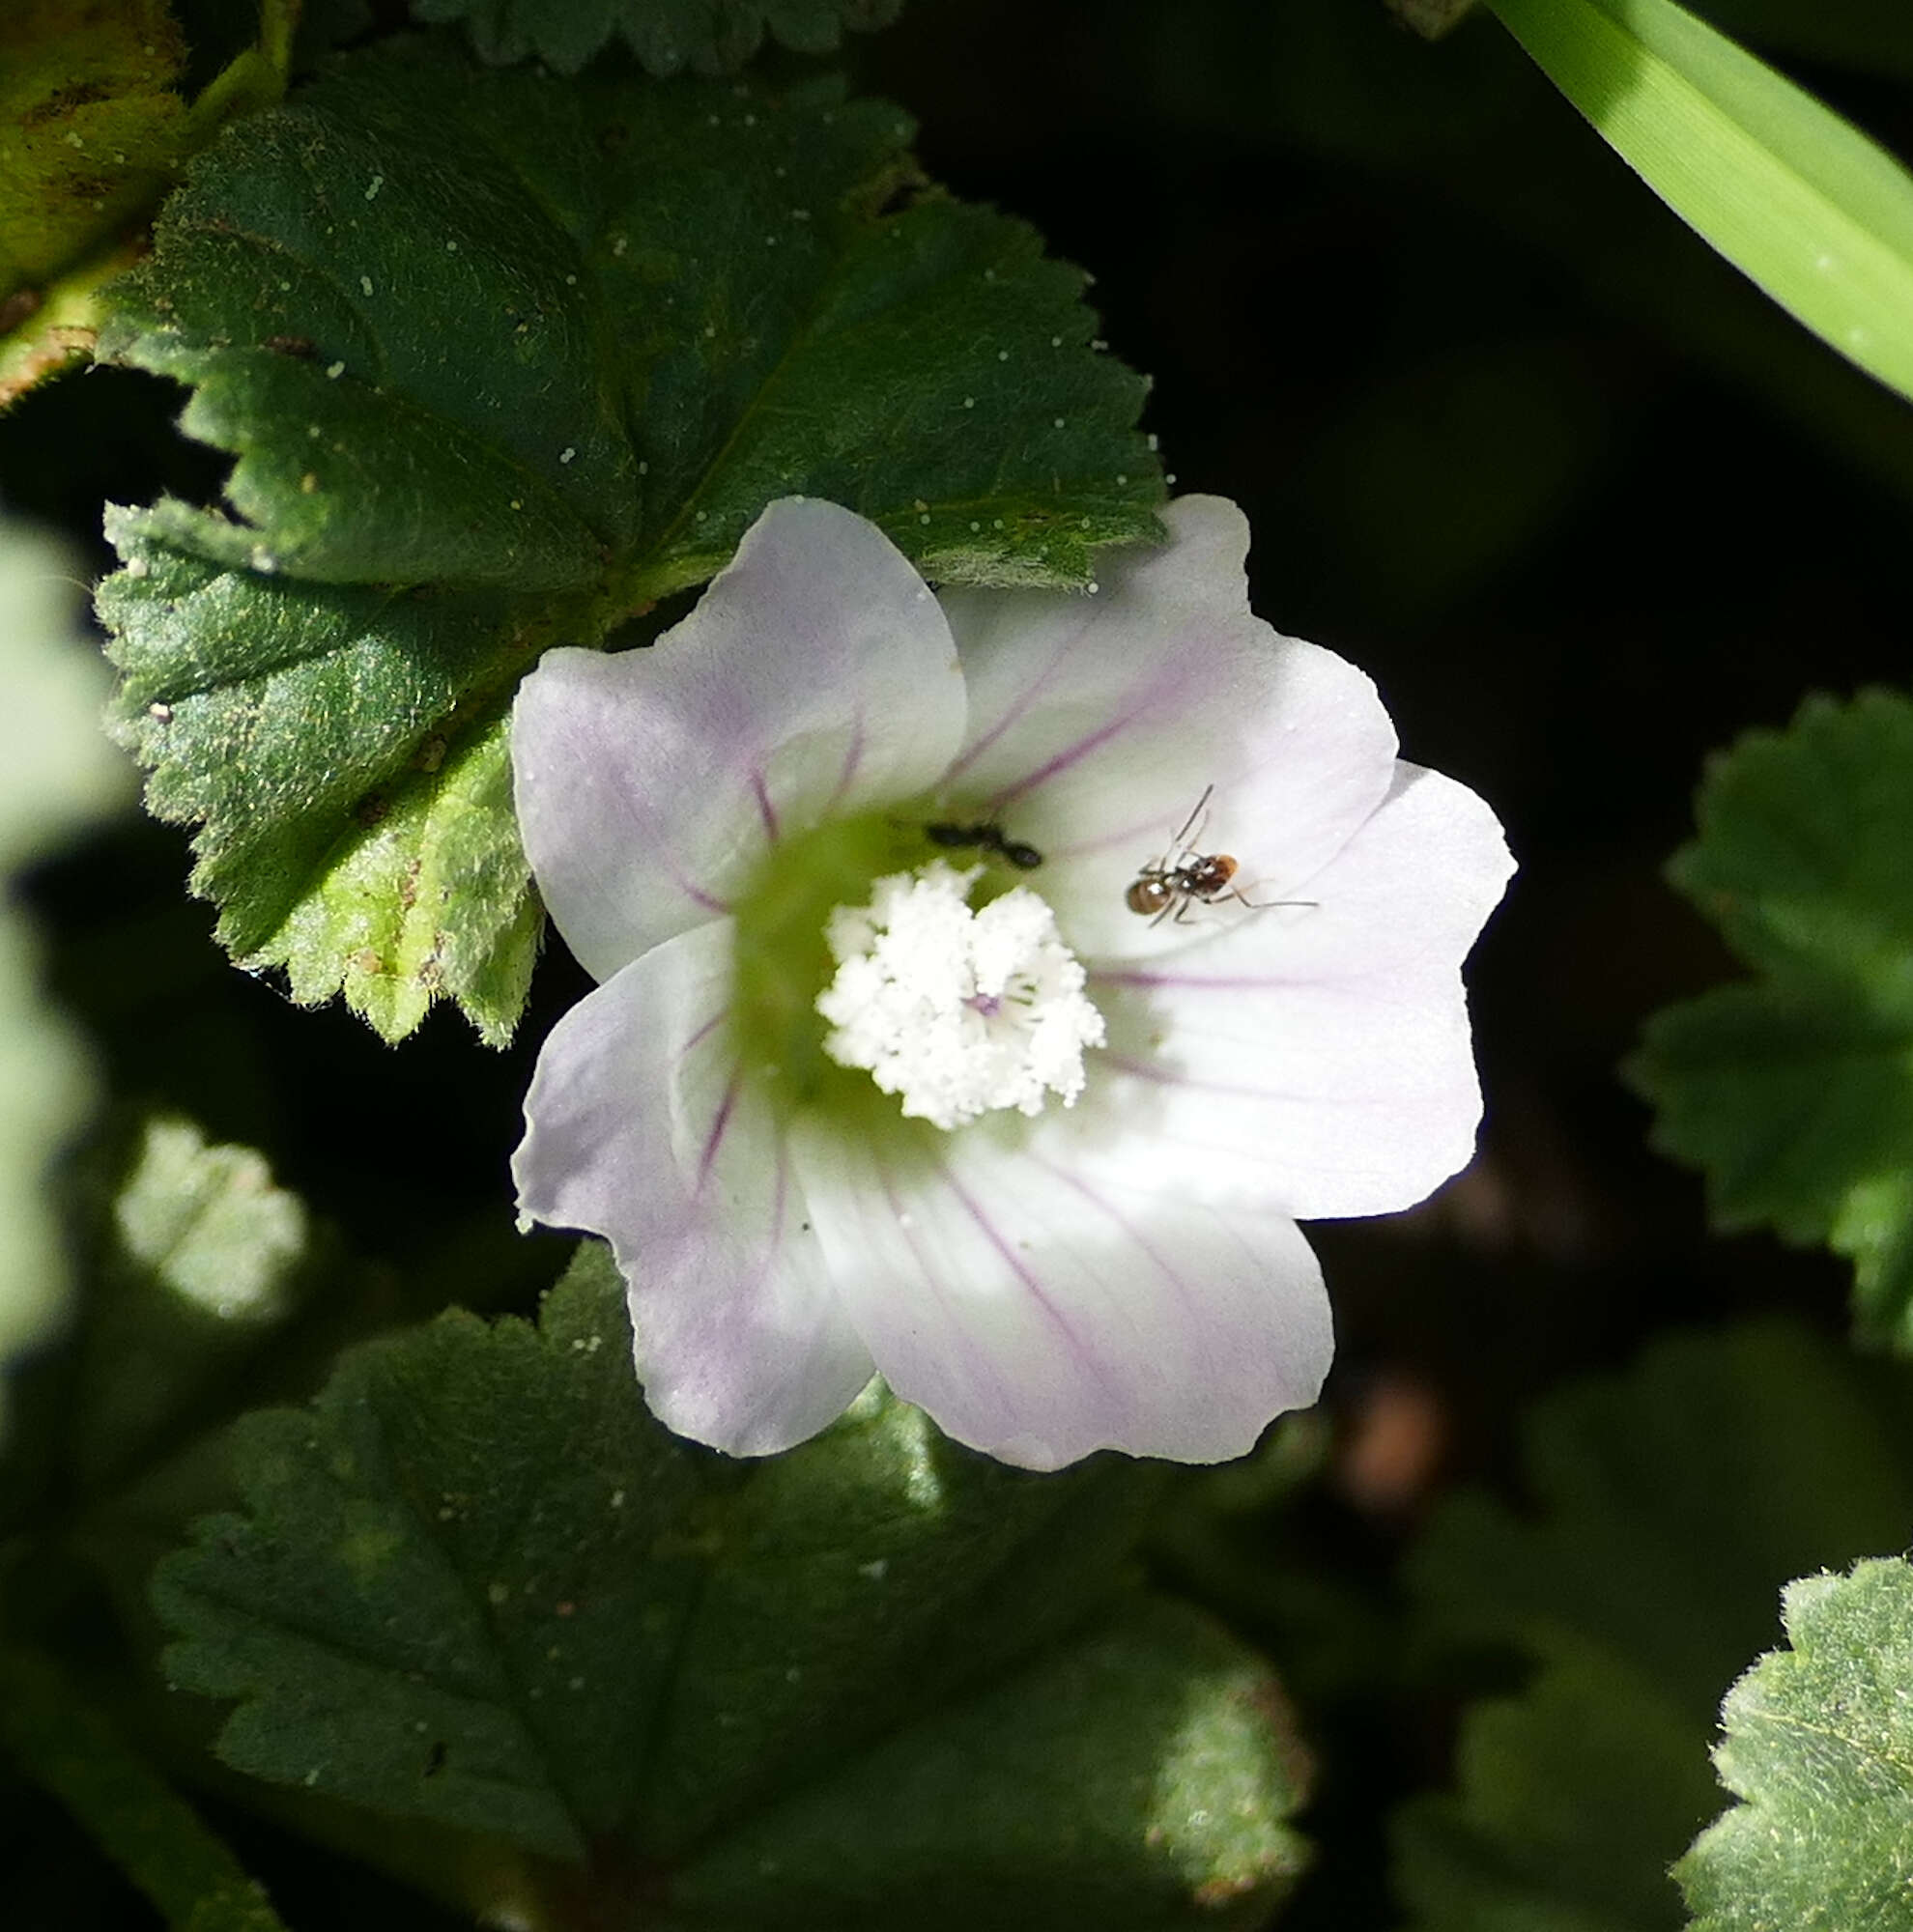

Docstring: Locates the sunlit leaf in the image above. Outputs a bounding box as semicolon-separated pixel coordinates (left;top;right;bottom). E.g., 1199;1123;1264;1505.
96;42;1162;1042
1678;1557;1913;1932
1493;0;1913;408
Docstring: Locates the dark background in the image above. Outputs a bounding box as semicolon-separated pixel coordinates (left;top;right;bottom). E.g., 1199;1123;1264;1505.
7;0;1911;1923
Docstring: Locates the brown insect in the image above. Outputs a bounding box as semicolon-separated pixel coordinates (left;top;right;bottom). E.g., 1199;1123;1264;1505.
925;819;1043;869
1126;784;1260;924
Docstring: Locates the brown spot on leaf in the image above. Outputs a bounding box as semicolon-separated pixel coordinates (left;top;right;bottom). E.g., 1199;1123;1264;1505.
0;288;43;335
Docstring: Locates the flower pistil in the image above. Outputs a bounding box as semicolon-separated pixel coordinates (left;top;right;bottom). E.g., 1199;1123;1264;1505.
815;860;1105;1130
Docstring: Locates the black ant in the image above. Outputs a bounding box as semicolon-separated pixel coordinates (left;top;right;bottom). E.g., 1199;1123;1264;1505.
1126;783;1288;925
925;820;1043;869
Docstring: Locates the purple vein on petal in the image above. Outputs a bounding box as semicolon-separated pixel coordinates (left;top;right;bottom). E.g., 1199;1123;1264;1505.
1030;1153;1205;1327
871;1159;1019;1411
822;717;867;817
675;1009;725;1065
1093;968;1303;992
750;766;781;841
939;607;1101;785
664;864;728;917
968;660;1188;813
934;1155;1125;1402
1103;1049;1390;1108
695;1068;742;1196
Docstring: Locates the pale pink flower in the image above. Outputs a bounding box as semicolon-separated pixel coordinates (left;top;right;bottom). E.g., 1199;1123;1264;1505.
512;497;1512;1469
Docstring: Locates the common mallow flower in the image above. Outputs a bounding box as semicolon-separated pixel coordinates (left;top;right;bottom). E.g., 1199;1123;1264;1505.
511;497;1512;1470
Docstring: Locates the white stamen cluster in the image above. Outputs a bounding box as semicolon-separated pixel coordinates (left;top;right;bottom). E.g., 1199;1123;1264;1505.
816;862;1105;1131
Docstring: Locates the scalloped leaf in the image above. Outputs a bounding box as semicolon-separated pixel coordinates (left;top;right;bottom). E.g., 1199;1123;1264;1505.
1678;1556;1913;1932
1394;1322;1913;1931
96;43;1162;1042
1630;689;1913;1348
153;1243;1309;1926
412;0;903;77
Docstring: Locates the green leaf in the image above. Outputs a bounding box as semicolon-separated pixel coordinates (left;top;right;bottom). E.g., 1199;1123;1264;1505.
1393;1321;1913;1931
96;42;1162;1043
667;1598;1311;1930
411;0;903;77
2;1113;330;1536
1491;0;1913;409
62;1116;328;1501
1395;1653;1721;1932
0;1643;290;1932
0;519;129;1444
0;0;302;411
1678;1556;1913;1932
1629;690;1913;1348
0;0;193;299
153;1244;1308;1926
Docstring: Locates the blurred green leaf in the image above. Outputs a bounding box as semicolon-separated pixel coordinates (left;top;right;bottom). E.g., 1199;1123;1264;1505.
65;1116;329;1500
411;0;902;76
0;519;129;1444
1630;690;1913;1348
1678;1556;1913;1932
0;1113;340;1539
1394;1322;1913;1930
96;42;1161;1045
154;1243;1309;1927
1492;0;1913;409
0;1643;289;1932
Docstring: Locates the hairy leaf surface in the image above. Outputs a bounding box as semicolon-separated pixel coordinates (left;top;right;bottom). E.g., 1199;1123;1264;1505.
97;42;1161;1041
154;1245;1307;1926
1679;1556;1913;1932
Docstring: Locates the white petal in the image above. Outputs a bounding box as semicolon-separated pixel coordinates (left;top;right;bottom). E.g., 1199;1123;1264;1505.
513;499;966;981
790;1117;1332;1470
936;497;1400;963
513;921;873;1456
1081;762;1515;1218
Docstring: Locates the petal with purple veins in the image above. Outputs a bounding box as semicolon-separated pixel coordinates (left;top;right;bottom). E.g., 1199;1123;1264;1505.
514;498;967;982
791;1115;1333;1469
1077;762;1515;1218
514;919;874;1456
937;496;1400;963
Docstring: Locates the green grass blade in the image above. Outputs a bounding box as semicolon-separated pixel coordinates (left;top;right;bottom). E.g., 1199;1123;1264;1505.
1492;0;1913;408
